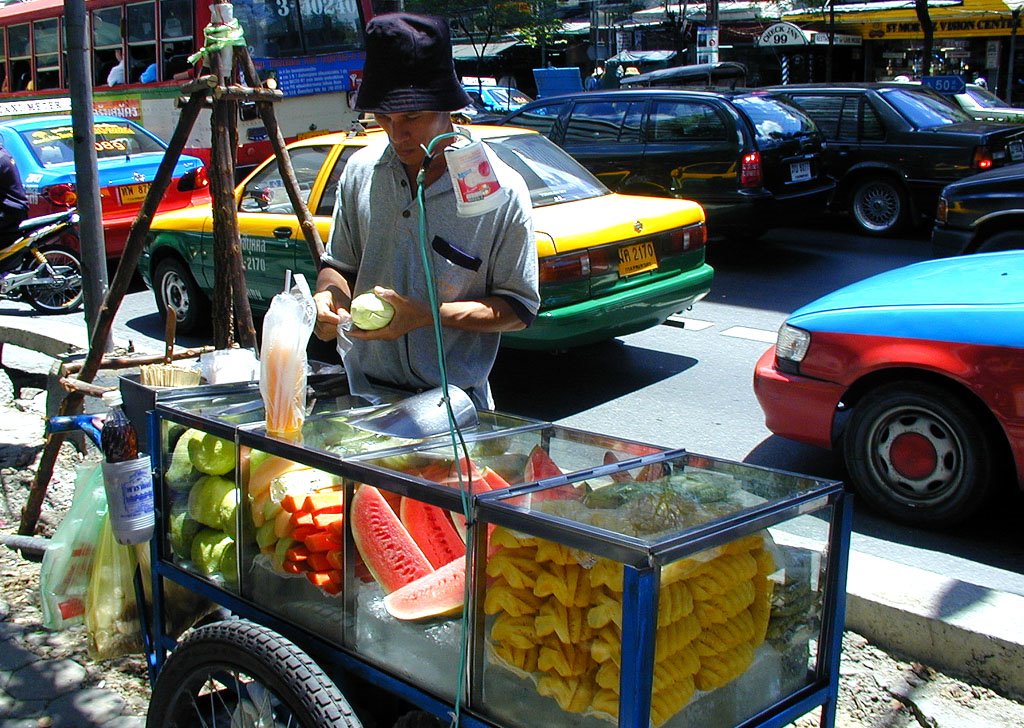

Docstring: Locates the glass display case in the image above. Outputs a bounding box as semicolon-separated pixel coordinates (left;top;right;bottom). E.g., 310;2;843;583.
148;385;849;728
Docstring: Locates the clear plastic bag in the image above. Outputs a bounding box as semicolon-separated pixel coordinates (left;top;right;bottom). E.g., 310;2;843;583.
85;515;144;660
260;272;316;435
39;463;107;630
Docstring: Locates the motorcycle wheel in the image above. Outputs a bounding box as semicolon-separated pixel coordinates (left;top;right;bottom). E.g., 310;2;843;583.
21;246;84;313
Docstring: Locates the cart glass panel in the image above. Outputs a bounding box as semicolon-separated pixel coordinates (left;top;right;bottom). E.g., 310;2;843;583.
476;452;839;728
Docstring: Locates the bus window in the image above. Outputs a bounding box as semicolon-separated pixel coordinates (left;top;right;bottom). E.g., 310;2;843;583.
8;23;30;91
93;6;123;87
33;18;60;90
160;0;192;41
0;34;6;93
236;0;302;58
127;1;156;83
303;0;362;53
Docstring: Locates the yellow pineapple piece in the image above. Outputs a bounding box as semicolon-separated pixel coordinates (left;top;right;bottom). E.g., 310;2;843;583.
484;584;543;617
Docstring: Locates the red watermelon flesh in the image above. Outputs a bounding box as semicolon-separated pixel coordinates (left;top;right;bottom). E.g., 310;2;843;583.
400;496;466;569
350;485;434;593
383;556;467;620
524;445;582;502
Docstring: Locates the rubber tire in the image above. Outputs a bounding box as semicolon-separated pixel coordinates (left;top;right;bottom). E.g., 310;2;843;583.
850;177;907;236
20;246;84;313
147;620;360;728
842;381;995;528
975;229;1024;253
154;256;209;335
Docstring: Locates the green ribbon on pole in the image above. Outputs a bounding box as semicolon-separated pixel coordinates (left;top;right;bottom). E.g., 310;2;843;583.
187;18;247;66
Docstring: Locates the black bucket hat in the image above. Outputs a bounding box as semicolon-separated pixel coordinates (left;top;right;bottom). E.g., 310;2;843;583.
354;13;472;114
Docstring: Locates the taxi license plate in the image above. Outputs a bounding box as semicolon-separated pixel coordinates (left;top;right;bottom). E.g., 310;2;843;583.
117;183;150;204
790;161;812;182
618;241;658;277
1009;140;1023;162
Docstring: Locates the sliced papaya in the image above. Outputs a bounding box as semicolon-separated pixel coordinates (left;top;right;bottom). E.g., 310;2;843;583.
350;485;433;593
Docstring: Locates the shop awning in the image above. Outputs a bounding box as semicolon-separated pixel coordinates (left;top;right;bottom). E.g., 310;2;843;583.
606;49;678;64
630;2;786;23
452;40;520;61
785;0;1021;36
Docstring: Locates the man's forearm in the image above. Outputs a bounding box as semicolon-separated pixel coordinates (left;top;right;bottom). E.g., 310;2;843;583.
315;266;353;310
438;297;527;333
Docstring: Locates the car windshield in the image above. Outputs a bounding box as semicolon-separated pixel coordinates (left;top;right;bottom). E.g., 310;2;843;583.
732;94;817;143
880;87;973;128
963;85;1007;109
484;133;609;207
20;120;165;167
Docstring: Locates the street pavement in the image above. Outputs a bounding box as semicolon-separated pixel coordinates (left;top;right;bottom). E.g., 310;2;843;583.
1;314;1023;725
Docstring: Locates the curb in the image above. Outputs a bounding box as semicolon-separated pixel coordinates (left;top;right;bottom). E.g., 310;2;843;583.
777;532;1024;702
845;548;1024;702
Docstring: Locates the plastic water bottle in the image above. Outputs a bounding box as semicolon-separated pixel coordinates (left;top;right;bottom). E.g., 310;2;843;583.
100;390;154;544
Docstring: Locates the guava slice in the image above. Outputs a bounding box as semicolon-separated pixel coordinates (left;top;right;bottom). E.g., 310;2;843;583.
350;485;433;593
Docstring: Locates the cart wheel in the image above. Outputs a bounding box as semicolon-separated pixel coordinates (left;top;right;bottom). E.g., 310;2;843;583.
146;619;361;728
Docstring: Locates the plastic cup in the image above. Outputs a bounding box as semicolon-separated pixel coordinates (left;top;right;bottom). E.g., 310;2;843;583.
101;456;155;545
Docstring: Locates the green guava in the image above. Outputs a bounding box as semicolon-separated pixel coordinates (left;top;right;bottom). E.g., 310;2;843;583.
190;528;233;576
350;292;395;330
165;428;204;490
188;432;237;476
169;505;202;561
187;475;239;535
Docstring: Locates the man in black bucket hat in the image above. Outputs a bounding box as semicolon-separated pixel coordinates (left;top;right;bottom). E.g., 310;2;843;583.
313;13;539;409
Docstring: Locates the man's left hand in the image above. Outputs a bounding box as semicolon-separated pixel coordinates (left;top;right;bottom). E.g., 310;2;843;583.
348;287;431;340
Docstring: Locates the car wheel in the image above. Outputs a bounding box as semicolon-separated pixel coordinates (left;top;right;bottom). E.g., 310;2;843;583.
850;178;906;236
842;381;995;527
154;257;209;335
975;229;1024;253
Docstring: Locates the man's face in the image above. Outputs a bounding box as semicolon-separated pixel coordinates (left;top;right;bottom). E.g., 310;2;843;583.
373;111;452;168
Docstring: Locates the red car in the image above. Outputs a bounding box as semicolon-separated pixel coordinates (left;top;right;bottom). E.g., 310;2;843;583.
0;114;210;259
754;252;1024;528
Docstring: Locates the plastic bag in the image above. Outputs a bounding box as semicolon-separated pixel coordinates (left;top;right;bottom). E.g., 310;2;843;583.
85;515;144;660
39;463;107;630
260;272;316;435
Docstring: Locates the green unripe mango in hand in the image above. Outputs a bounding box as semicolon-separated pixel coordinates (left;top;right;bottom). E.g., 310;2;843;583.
350;291;395;331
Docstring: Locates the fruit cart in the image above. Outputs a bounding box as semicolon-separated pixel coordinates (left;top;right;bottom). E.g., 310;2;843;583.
132;376;851;728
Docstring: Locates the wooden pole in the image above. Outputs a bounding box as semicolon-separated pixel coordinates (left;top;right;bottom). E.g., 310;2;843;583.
237;46;326;266
18;94;205;536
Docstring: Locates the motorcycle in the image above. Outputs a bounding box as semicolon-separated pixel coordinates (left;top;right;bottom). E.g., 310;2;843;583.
0;209;83;313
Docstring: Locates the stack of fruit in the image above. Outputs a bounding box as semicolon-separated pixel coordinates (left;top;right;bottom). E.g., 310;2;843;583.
484;526;775;726
245;453;345;595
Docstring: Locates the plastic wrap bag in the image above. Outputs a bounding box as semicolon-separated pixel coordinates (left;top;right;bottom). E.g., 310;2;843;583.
85;515;144;660
39;463;107;630
260;272;316;435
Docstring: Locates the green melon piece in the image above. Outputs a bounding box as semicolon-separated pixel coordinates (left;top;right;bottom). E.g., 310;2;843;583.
272;536;296;572
350;485;433;594
384;555;466;620
188;432;237;476
256;520;278;550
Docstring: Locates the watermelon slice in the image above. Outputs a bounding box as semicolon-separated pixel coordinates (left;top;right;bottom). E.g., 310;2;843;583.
400;496;466;569
351;485;434;593
383;556;466;620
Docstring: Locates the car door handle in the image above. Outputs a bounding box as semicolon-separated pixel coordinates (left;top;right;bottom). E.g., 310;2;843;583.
272;227;292;239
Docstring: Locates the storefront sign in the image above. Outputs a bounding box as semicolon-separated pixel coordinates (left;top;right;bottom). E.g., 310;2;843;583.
812;33;862;46
863;17;1021;39
252;51;364;98
697;27;720;64
987;39;1001;68
757;22;810;47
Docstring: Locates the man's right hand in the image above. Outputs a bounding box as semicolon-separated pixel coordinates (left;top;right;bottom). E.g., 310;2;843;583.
313;289;351;342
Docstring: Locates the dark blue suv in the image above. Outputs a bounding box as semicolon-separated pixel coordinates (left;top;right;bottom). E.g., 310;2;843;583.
496;88;834;241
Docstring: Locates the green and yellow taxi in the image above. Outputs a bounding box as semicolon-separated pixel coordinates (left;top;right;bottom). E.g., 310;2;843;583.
141;125;712;350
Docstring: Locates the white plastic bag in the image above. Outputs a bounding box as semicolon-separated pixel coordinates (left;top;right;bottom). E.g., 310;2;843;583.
260;272;316;435
39;463;107;630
